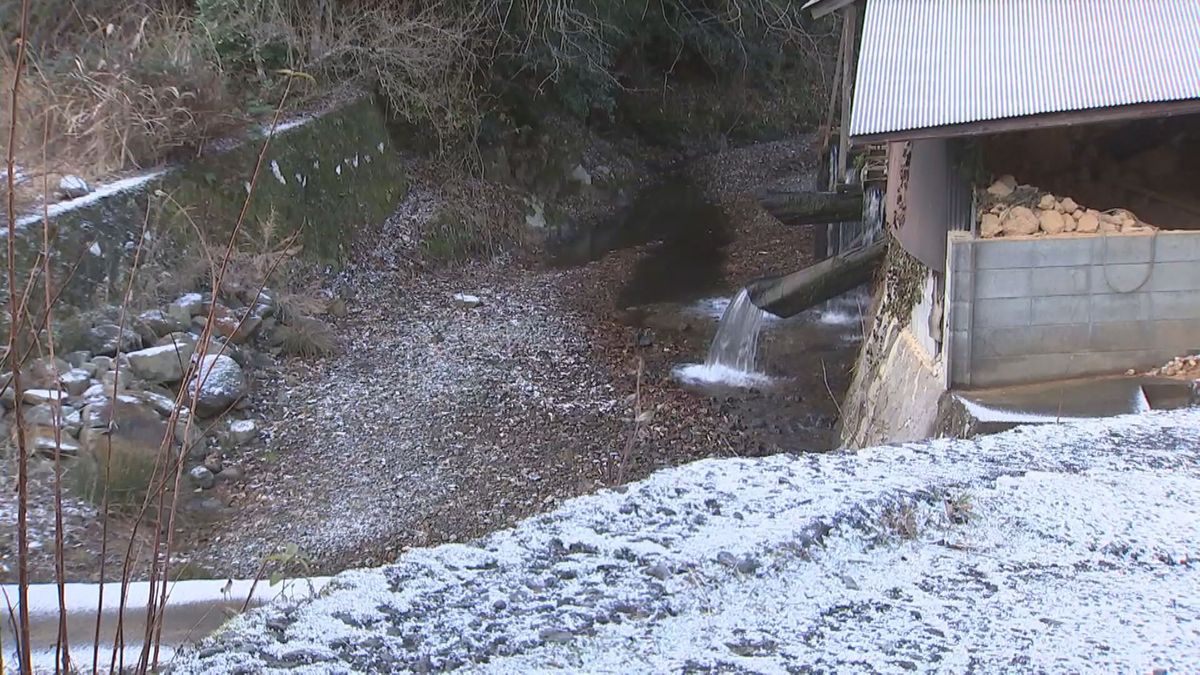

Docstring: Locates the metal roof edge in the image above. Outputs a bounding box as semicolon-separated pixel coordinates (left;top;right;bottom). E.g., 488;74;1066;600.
851;99;1200;145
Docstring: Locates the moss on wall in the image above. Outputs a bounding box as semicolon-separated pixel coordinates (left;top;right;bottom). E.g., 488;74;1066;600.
4;96;407;311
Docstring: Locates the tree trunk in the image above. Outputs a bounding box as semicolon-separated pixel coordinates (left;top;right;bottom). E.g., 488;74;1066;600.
746;239;885;318
757;190;863;225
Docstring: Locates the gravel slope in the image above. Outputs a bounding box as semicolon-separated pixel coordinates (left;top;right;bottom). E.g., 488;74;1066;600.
174;409;1200;673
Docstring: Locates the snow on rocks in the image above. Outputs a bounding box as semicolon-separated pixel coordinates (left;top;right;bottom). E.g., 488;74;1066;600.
173;409;1200;674
187;355;247;416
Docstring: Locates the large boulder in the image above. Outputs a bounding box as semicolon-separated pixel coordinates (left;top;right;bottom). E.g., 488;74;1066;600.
187;355;247;416
77;398;171;504
127;343;196;383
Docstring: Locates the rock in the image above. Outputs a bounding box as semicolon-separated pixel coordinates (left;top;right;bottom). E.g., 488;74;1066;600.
986;175;1017;197
79;399;170;498
1063;214;1077;232
28;427;83;458
980;213;1002;238
569;164;592;186
155;331;198;348
91;356;115;373
175;416;209;460
453;293;483;308
23;403;82;436
188;465;215;490
59;369;92;396
65;351;91;368
187;355;246;416
1126;369;1137;376
1000;207;1040;236
215;465;243;484
538;628;573;644
1038;209;1067;235
1;386;14;409
23;389;67;405
81;384;108;402
1037;194;1057;210
138;309;186;338
170;293;207;319
138;390;178;417
227;418;258;445
59;175;91;199
127;343;196;383
1060;197;1079;212
203;453;223;474
1100;219;1120;234
208;305;261;343
85;323;141;356
101;370;130;391
1077;210;1101;233
645;563;671;581
22;357;70;388
735;557;761;575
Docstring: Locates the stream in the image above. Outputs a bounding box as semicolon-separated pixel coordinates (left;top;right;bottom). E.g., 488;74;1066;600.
605;174;866;451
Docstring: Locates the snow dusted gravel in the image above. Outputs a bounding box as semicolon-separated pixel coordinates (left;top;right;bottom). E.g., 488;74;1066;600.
174;409;1200;673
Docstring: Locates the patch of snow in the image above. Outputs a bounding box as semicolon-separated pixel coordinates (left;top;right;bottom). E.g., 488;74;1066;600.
270;160;286;185
172;409;1200;673
88;241;102;256
15;170;166;228
954;395;1086;424
268;116;313;134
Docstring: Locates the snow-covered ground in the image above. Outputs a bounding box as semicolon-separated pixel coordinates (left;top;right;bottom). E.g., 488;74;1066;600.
172;409;1200;673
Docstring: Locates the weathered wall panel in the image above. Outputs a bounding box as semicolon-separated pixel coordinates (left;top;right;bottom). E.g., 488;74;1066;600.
946;230;1200;387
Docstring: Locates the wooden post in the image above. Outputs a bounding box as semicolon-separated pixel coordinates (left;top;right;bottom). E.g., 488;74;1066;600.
837;2;859;191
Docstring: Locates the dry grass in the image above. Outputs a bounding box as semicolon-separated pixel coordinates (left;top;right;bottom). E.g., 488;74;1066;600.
1;1;242;200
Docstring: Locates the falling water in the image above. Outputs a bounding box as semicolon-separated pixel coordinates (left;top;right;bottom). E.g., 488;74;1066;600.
706;288;769;372
674;289;772;387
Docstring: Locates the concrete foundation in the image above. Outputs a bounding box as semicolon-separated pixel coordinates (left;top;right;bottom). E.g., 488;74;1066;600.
947;230;1200;387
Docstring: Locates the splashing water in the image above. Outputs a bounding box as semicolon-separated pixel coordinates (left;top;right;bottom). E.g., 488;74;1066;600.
706;288;769;372
674;289;772;387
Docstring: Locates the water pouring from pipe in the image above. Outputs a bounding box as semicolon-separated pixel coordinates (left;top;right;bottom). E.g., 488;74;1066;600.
675;289;773;387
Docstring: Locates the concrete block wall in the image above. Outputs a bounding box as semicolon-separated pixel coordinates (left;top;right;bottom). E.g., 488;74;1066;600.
945;230;1200;387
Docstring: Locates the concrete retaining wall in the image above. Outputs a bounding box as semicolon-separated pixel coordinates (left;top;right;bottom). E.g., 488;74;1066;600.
946;230;1200;387
2;95;407;310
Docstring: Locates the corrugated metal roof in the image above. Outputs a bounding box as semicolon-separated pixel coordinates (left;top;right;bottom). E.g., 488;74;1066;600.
850;0;1200;138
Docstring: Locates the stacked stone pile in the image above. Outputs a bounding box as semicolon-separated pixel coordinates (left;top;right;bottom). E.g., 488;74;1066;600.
979;174;1156;239
0;288;276;498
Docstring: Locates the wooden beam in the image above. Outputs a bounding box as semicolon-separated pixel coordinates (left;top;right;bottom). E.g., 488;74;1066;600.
851;99;1200;145
836;2;859;188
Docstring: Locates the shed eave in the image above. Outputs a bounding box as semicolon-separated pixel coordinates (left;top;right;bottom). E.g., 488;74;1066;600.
850;99;1200;145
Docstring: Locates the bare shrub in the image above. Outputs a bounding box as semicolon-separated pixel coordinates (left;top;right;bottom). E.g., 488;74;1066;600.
1;1;241;185
272;316;337;358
